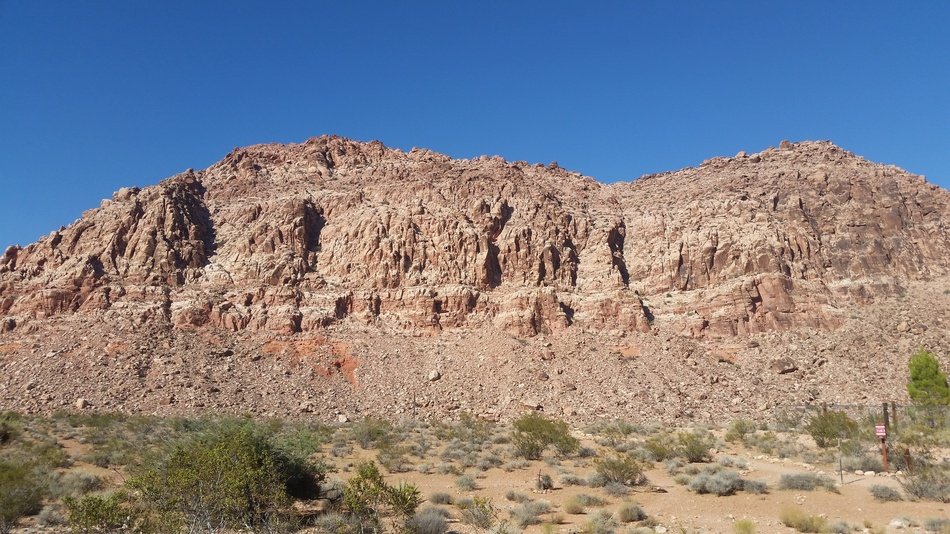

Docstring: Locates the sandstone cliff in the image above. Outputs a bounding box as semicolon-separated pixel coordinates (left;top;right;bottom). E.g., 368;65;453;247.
1;137;948;421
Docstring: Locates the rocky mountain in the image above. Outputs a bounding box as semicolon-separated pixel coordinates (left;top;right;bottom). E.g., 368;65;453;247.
1;137;948;422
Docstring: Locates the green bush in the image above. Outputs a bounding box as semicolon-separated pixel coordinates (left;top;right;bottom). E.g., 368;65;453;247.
63;493;131;533
128;423;324;532
0;461;45;534
908;348;950;406
643;434;675;461
675;431;713;462
725;419;756;443
594;453;646;486
805;410;858;448
511;412;579;460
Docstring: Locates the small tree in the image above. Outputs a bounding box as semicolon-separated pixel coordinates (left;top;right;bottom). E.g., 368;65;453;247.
128;423;324;532
908;348;950;406
511;412;579;460
805;410;858;448
594;454;646;486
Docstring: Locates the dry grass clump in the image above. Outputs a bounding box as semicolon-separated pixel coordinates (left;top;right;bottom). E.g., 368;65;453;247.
780;507;827;533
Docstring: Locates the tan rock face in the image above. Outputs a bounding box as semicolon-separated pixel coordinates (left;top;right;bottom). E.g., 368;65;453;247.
1;138;948;339
0;136;948;421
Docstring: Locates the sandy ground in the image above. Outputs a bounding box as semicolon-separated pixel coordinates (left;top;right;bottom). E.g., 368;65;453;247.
327;438;948;534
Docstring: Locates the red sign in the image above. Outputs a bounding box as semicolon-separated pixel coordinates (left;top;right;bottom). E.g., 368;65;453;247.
875;425;886;437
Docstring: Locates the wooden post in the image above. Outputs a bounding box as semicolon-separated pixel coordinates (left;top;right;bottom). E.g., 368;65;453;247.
882;403;890;434
881;437;889;472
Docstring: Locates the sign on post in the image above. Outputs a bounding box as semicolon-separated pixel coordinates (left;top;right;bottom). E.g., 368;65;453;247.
875;424;889;472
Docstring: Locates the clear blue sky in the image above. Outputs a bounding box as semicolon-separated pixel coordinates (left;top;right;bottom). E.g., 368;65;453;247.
1;1;948;248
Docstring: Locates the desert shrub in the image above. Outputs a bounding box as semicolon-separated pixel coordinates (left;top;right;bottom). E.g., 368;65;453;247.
128;422;326;532
455;474;476;491
841;454;883;473
643;434;675;461
342;461;422;530
536;473;553;490
718;455;748;469
574;493;609;507
673;473;691;485
578;446;598;458
505;490;531;503
510;500;551;527
675;431;713;462
805;410;858;448
582;510;617;534
564;496;585;514
378;440;413;473
56;470;104;498
779;473;837;492
511;412;579;459
899;465;950;502
273;422;332;460
435;462;463;475
780;507;828;533
594;453;646;486
433;413;494;445
587;419;638;448
665;458;684;474
560;472;586;486
742;479;768;494
407;506;449;534
725;419;756;443
502;459;530;472
0;461;46;534
924;517;950;532
827;520;854;533
587;472;608;487
478;453;503;471
351;417;394;449
603;481;630;497
312;512;363;533
429;491;452;505
36;504;66;527
733;518;756;534
459;496;496;529
868;484;902;502
63;493;131;534
616;503;646;523
688;470;743;496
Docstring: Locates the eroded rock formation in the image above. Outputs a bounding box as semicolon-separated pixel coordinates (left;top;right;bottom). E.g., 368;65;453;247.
1;137;948;421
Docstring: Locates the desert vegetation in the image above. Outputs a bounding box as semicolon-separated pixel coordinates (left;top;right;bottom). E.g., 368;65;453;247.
0;399;947;533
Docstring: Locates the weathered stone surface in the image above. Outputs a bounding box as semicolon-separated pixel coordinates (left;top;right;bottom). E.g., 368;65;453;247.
0;136;948;422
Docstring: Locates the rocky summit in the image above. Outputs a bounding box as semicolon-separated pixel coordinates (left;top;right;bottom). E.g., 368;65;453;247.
1;136;948;422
